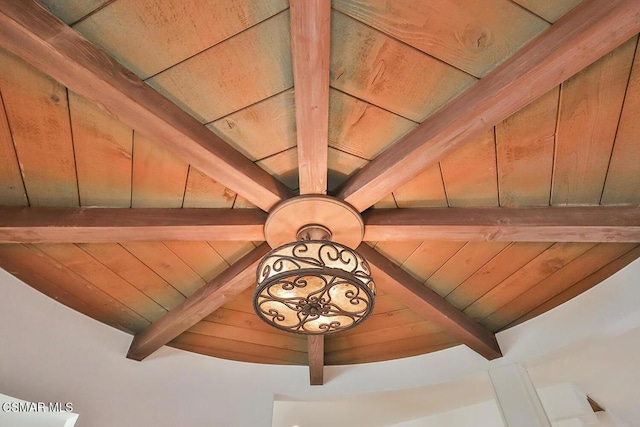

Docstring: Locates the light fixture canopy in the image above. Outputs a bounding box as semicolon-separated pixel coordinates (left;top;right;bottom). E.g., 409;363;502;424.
254;235;376;335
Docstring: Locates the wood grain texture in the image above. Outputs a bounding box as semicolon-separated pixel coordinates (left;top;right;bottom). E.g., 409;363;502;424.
440;129;498;207
147;11;293;123
182;167;236;208
330;11;476;123
0;207;267;243
0;49;78;207
335;0;640;211
0;243;149;333
401;240;466;282
358;244;502;360
0;90;27;205
0;0;292;211
37;0;109;24
73;0;288;79
552;37;636;205
308;335;324;385
363;206;640;242
391;165;448;208
291;0;330;194
602;39;640;204
163;241;228;283
127;243;270;361
463;242;595;321
207;89;296;162
496;87;559;206
483;243;637;330
325;320;440;352
512;0;583;23
506;245;640;328
69;92;132;207
334;0;548;77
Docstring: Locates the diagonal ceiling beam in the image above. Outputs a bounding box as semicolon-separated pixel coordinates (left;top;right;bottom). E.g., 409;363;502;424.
0;207;266;243
336;0;640;211
357;244;502;360
127;243;270;361
0;0;293;212
363;206;640;242
291;0;331;195
308;335;324;385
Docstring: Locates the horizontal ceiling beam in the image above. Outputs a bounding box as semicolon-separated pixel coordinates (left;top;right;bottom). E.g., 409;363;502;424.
335;0;640;211
357;244;502;360
0;207;266;243
127;243;270;361
363;206;640;242
0;0;293;212
291;0;330;195
308;335;324;386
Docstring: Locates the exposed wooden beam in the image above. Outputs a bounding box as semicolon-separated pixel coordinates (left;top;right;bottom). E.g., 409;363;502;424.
308;335;324;385
127;243;270;361
0;207;266;243
363;206;640;242
291;0;330;195
336;0;640;211
0;0;293;212
357;244;502;360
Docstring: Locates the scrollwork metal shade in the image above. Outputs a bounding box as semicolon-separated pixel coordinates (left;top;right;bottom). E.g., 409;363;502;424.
254;241;376;334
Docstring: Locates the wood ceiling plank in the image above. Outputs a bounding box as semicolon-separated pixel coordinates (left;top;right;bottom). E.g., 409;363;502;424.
330;10;476;123
496;87;559;207
122;242;207;298
401;240;467;282
291;0;330;195
326;320;440;352
327;147;368;192
36;243;168;322
335;0;640;212
131;132;188;208
362;206;640;242
334;0;548;77
37;0;109;25
483;243;637;330
169;342;303;365
171;331;307;365
163;241;229;282
147;11;292;123
0;1;292;211
0;49;78;207
512;0;583;23
446;242;551;309
463;242;596;321
308;335;324;386
256;147;298;191
0;90;27;206
69;92;133;207
329;89;417;161
507;245;640;328
215;286;256;314
371;241;422;266
73;0;288;79
358;244;502;360
126;243;270;361
391;165;448;208
440;129;498;207
602;40;640;204
207;241;258;265
182;167;236;209
0;207;267;243
552;37;636;205
205;307;282;334
338;308;426;336
78;243;185;311
207;89;296;162
0;243;148;333
188;320;307;353
325;332;457;365
427;241;510;297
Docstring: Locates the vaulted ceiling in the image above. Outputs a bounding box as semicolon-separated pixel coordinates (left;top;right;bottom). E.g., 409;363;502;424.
1;0;640;386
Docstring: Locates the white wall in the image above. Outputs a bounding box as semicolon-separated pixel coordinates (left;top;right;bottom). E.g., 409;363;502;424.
1;259;639;427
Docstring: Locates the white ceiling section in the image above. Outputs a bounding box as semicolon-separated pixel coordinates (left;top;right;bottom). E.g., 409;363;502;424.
1;259;639;426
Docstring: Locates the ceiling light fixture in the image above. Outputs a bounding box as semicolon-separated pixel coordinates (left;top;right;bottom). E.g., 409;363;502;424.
254;196;376;334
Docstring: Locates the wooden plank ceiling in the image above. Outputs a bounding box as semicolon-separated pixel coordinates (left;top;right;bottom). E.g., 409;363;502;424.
1;0;640;370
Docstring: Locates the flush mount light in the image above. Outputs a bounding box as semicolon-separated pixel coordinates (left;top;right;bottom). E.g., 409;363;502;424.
254;196;376;334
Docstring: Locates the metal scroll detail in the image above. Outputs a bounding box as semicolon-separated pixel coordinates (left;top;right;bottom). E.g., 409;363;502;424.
254;241;376;334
